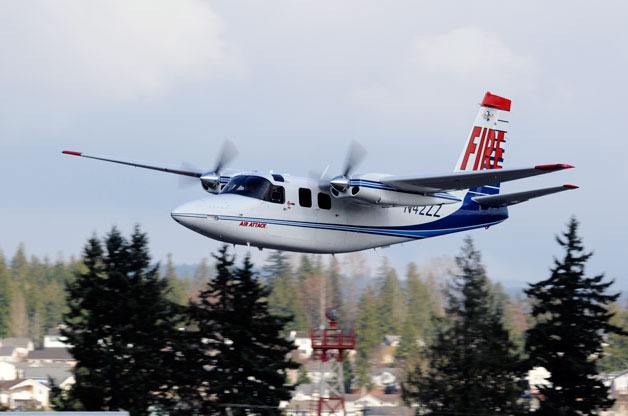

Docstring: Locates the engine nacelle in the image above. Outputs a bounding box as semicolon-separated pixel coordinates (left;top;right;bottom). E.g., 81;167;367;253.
330;185;459;206
201;174;231;194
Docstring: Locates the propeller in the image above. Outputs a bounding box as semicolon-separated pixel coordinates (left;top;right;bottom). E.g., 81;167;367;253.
178;140;239;192
308;165;332;191
200;140;239;191
329;141;366;192
178;161;203;189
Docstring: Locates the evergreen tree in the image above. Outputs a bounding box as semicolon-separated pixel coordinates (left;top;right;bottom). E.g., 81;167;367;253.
397;263;433;365
182;246;298;415
599;303;628;372
189;257;212;299
525;218;624;415
0;251;11;337
405;237;525;415
354;287;381;389
265;251;307;331
56;226;180;415
8;287;28;337
327;257;343;318
376;258;404;336
164;253;187;304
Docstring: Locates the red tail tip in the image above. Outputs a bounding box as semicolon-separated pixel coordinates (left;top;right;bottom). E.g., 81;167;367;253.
563;184;579;189
62;150;82;156
481;92;511;111
535;163;575;170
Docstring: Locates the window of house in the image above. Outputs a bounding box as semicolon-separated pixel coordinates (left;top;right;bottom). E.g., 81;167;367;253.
318;193;332;210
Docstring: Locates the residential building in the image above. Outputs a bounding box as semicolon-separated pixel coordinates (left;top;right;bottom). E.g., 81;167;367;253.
0;362;17;381
26;348;76;366
0;347;20;363
43;334;70;349
0;378;49;410
290;331;313;358
0;337;34;353
16;362;74;388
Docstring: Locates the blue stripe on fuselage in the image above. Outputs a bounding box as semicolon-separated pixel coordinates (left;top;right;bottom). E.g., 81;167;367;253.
212;192;508;239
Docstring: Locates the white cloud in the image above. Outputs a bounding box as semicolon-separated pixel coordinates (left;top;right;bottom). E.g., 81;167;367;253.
413;26;536;85
0;0;238;102
347;26;539;124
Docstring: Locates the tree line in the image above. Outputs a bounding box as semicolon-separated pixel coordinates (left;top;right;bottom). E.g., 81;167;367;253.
1;217;626;415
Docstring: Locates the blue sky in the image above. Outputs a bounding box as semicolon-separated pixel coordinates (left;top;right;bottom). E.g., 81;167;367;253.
1;0;626;289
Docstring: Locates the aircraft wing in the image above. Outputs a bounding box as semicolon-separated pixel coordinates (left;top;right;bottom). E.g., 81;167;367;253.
472;184;578;207
62;150;203;178
380;164;574;193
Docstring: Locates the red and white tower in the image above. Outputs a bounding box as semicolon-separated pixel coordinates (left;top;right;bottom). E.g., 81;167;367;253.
310;309;355;416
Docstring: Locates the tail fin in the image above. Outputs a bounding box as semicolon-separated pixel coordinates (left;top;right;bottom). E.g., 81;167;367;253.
454;92;511;173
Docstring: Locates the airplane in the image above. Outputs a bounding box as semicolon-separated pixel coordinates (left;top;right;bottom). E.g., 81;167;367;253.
62;91;577;254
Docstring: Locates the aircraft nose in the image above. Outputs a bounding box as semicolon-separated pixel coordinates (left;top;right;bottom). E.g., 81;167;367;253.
170;200;205;225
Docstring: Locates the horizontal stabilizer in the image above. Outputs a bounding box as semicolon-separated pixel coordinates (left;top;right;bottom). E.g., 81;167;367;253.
381;164;574;193
472;184;578;208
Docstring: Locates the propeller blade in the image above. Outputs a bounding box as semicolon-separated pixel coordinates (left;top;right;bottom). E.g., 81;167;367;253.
214;140;239;174
343;141;367;177
178;162;203;189
309;165;332;191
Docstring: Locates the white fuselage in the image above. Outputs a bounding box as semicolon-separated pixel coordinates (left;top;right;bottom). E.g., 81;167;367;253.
170;174;508;254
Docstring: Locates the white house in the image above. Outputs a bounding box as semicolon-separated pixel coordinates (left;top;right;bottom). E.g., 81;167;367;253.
0;379;50;410
0;347;20;363
527;366;551;393
43;334;70;349
0;338;34;360
289;331;313;358
370;367;400;389
0;362;17;381
16;362;74;388
601;369;628;398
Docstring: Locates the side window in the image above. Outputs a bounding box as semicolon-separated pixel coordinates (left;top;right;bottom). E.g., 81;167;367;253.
299;188;312;208
270;186;285;204
317;193;331;210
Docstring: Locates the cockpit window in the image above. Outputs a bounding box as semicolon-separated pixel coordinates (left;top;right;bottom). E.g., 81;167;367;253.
222;175;285;204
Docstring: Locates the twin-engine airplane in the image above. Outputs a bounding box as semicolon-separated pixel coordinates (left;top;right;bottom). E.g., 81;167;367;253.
63;92;577;254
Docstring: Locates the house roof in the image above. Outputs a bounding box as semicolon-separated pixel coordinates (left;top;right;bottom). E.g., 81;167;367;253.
27;348;73;360
601;369;628;381
0;379;23;390
345;392;402;404
20;365;73;384
0;346;17;357
371;367;401;377
0;337;32;348
358;406;413;415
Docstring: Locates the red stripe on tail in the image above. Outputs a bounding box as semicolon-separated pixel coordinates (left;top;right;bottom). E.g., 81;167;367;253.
482;92;511;111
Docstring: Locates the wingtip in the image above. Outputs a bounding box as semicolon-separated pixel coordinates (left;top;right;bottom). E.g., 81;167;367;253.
563;184;579;189
535;163;575;170
62;150;82;156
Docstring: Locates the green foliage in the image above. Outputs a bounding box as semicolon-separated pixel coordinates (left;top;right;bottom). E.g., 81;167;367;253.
265;251;308;331
297;367;311;385
0;245;75;345
56;226;181;415
525;217;624;415
404;237;526;415
397;263;433;366
179;246;298;415
599;303;628;371
376;258;405;336
164;253;188;305
0;250;9;337
354;287;381;388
